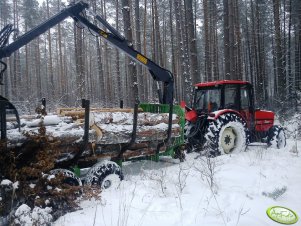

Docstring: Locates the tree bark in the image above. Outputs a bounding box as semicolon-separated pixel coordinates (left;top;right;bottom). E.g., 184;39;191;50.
223;0;230;79
185;0;199;85
273;0;286;109
46;0;55;100
122;0;138;105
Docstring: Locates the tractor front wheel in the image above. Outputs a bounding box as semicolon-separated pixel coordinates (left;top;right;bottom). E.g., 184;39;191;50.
268;125;286;149
205;113;248;156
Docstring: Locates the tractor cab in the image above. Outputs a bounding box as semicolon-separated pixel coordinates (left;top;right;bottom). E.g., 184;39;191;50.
187;80;254;123
193;80;253;113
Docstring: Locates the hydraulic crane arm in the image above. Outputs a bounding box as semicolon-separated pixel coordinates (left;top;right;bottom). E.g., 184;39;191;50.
0;1;174;104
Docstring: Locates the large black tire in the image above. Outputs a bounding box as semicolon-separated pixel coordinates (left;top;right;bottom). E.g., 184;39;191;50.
184;121;197;153
205;113;249;156
185;121;199;139
84;161;123;189
49;169;82;186
268;125;286;149
184;120;207;153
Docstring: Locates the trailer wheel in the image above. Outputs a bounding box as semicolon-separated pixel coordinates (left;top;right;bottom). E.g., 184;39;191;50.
49;169;82;186
205;113;248;156
84;161;123;189
268;125;286;149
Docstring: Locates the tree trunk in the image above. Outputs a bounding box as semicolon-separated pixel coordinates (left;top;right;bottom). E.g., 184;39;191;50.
46;0;55;100
223;0;230;79
57;0;64;102
295;11;301;91
134;0;144;100
74;23;85;102
203;0;210;81
185;0;199;85
273;0;286;109
115;0;122;105
169;0;177;100
122;0;138;105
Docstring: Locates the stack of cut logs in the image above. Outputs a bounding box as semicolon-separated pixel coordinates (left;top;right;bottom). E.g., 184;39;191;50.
57;107;181;144
4;107;182;164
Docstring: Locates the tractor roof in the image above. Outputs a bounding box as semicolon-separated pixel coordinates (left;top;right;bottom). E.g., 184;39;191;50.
194;80;251;88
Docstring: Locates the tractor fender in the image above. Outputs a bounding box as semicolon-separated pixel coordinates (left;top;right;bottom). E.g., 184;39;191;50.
207;109;246;122
185;109;198;122
254;110;274;132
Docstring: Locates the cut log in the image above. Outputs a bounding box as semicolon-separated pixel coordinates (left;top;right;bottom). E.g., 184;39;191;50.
26;115;61;127
90;112;179;126
76;144;168;163
6;115;37;122
90;123;180;144
57;107;144;118
7;110;182;151
6;121;86;146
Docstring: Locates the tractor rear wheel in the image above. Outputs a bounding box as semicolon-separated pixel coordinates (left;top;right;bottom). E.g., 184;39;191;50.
205;113;248;156
268;125;286;149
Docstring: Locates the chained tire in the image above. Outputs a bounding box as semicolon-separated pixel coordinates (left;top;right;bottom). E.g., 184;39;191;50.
185;121;200;139
184;120;207;153
184;121;196;153
49;169;82;186
267;125;286;149
205;113;249;157
84;161;123;190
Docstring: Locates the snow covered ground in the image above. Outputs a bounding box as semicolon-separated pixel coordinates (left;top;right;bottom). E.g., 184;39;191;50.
54;139;301;226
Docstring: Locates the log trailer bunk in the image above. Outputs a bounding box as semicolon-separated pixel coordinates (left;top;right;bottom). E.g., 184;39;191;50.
0;1;184;188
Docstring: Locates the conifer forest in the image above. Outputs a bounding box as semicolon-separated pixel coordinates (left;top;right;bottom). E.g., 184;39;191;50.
0;0;300;113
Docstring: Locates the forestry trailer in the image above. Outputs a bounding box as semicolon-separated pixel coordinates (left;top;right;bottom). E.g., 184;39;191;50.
0;1;184;189
184;80;286;157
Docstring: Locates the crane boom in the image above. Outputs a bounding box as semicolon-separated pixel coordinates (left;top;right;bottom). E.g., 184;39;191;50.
0;1;173;104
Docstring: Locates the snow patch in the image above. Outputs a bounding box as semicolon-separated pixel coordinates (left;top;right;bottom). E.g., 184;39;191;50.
47;185;53;190
47;175;55;181
27;115;61;127
55;187;62;192
14;204;52;226
13;181;19;189
54;139;301;226
0;179;12;186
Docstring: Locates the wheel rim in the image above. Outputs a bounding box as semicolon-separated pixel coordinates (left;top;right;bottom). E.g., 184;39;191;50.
102;179;112;189
101;174;121;190
221;127;236;154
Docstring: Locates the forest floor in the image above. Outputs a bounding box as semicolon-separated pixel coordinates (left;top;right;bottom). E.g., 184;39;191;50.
54;138;301;226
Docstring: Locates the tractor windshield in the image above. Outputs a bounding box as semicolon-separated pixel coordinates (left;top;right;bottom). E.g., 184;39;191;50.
194;88;221;112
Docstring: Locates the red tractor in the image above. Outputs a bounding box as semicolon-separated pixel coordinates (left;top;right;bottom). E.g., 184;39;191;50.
184;80;286;156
